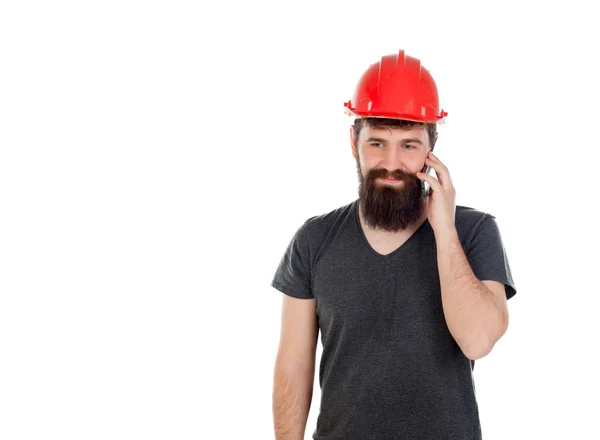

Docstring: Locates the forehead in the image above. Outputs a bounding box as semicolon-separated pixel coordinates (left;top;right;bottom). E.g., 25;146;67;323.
360;124;428;143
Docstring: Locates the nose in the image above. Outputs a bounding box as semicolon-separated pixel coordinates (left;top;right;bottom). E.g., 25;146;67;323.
381;148;408;176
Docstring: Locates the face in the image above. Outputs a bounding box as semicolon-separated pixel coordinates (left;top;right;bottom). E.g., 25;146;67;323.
351;123;431;232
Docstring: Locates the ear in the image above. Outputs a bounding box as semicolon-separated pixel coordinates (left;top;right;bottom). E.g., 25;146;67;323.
350;126;358;160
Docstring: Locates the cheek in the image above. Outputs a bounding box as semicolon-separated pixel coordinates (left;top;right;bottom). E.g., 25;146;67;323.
360;154;376;169
360;160;373;176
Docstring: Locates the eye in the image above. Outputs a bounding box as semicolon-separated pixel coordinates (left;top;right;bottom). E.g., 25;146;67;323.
369;143;416;149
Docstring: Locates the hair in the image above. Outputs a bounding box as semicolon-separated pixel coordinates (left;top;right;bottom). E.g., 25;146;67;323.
352;117;438;151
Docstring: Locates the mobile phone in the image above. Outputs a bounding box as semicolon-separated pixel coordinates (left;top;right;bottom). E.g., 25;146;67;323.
421;164;432;198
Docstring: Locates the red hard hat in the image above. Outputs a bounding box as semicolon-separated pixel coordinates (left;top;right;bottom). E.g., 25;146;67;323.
344;49;448;123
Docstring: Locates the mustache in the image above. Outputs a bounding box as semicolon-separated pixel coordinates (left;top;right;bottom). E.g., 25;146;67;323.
368;169;416;181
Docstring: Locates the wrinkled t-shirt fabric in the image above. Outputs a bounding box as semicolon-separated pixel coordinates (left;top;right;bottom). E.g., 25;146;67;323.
271;198;517;440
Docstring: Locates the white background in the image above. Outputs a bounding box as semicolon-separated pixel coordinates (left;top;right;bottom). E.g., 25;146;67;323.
1;1;599;439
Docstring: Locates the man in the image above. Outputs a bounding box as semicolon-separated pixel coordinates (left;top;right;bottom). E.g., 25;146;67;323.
271;49;517;440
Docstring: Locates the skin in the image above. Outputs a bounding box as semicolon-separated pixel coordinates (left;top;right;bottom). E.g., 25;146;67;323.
415;148;508;359
350;123;436;233
271;121;511;440
350;121;509;359
350;124;433;184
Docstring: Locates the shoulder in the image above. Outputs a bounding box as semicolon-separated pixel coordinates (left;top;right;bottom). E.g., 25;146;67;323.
299;199;357;245
302;199;356;230
455;204;493;229
454;204;497;244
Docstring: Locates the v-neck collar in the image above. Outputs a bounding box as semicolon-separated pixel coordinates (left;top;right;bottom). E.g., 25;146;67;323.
353;199;430;258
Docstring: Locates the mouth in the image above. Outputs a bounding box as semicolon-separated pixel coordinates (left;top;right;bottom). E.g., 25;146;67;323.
378;177;402;183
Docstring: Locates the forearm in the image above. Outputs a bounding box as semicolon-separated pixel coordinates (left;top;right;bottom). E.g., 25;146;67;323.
273;360;314;440
435;227;505;359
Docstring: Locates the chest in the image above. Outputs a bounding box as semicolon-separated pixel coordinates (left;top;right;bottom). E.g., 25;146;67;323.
313;241;447;345
362;230;413;256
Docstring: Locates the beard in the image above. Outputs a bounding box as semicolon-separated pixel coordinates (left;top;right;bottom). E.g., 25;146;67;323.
356;159;425;232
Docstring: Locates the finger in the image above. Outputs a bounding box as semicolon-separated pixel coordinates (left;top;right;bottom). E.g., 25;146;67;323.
428;152;447;170
417;171;443;193
426;154;446;172
425;156;452;188
425;157;445;185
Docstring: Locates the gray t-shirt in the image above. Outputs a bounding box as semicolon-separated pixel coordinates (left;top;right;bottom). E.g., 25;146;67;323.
271;198;517;440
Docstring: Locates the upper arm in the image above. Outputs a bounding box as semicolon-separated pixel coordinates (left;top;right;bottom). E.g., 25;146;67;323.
481;279;509;336
466;214;517;301
276;294;319;370
271;219;319;368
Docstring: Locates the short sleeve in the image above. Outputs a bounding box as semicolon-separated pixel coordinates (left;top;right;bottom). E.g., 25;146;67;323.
466;214;517;300
271;220;314;299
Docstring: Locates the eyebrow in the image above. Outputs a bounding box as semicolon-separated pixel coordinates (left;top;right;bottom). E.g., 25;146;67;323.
365;137;424;145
